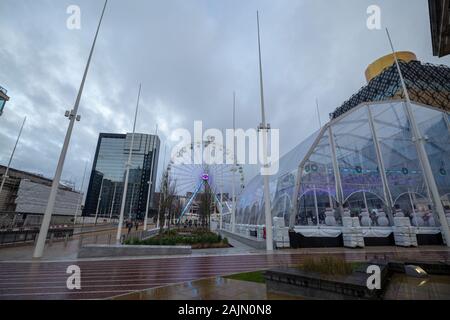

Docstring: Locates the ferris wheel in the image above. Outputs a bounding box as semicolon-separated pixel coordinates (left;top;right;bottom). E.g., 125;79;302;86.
166;137;246;222
167;137;245;197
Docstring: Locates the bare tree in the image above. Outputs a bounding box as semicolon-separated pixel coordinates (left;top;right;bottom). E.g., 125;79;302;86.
157;168;177;234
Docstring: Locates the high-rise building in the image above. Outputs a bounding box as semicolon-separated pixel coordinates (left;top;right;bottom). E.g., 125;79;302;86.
428;0;450;57
83;133;160;220
0;85;10;116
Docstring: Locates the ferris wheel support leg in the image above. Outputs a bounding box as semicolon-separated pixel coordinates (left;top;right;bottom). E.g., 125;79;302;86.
177;181;203;224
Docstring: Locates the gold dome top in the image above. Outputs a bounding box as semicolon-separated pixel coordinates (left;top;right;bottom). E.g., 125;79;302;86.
365;52;417;82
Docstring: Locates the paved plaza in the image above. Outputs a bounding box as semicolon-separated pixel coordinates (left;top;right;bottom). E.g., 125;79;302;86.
0;243;449;300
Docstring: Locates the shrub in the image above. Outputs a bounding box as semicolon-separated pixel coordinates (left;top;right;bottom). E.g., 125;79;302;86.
301;257;353;275
125;230;226;247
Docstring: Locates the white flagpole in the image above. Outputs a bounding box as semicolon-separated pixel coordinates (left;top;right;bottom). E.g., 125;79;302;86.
257;11;273;251
33;0;108;258
316;98;322;128
231;92;237;233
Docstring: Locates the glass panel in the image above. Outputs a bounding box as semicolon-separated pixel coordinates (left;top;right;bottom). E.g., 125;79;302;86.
296;130;338;226
236;176;260;225
372;102;433;226
332;106;389;226
412;104;450;223
272;172;295;226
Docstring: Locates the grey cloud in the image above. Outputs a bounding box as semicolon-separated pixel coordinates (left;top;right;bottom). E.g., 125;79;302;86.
0;0;449;194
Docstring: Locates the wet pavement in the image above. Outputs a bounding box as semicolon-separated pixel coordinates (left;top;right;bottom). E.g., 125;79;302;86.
0;246;449;300
384;274;450;300
111;277;302;300
112;273;450;300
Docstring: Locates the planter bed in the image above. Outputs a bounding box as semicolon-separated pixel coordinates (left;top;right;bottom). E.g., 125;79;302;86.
265;264;388;300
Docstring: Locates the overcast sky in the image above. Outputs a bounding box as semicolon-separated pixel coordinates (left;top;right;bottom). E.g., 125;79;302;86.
0;0;449;194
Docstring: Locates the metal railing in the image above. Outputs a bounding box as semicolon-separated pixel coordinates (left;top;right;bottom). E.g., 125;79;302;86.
0;228;74;246
78;228;159;248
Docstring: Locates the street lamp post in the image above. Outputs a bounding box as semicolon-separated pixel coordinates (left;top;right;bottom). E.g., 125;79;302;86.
256;11;273;251
128;183;136;220
116;84;141;243
94;178;104;226
219;166;224;230
33;0;108;259
156;144;167;229
0;116;26;197
109;183;117;220
231;92;237;233
73;161;88;226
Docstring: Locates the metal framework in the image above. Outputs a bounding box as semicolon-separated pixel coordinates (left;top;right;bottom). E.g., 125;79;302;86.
330;61;450;120
290;100;450;238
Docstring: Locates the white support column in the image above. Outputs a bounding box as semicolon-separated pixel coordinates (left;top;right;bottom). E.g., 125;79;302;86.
328;126;344;208
386;28;450;246
290;164;304;228
367;105;394;223
313;186;320;226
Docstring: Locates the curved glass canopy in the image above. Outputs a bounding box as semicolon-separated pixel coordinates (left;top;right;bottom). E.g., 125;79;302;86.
235;100;450;229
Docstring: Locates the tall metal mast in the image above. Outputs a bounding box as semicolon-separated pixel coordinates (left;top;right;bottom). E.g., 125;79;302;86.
231;92;237;233
33;0;108;258
116;83;141;243
0;116;26;196
256;11;273;251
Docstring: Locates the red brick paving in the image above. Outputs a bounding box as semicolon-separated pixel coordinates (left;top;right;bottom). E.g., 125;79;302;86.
0;248;449;300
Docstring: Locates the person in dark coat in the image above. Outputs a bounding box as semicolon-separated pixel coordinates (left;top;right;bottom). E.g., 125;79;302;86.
127;221;132;235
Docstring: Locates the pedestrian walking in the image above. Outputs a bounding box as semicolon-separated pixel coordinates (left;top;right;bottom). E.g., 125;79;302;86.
127;221;132;235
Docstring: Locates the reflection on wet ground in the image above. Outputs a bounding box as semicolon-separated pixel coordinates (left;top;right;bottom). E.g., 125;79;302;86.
111;277;303;300
384;274;450;300
112;274;450;300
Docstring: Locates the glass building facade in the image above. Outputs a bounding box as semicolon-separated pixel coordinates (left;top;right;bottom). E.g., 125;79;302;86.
83;133;160;220
235;101;450;232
